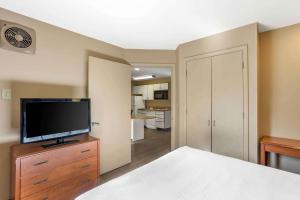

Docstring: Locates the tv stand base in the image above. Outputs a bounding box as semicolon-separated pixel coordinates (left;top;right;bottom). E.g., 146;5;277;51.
42;138;79;148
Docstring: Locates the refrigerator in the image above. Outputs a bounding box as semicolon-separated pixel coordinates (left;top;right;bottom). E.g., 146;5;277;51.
131;95;145;115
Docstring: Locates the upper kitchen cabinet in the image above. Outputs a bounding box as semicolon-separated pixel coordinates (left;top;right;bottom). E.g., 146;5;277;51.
133;85;148;100
153;83;169;91
132;82;169;100
160;83;168;90
133;85;141;94
141;85;148;100
147;85;154;100
153;84;160;91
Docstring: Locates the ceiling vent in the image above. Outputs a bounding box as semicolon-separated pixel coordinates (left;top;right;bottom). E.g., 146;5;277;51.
0;20;36;54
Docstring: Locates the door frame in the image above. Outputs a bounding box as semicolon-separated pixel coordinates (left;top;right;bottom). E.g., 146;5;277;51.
130;62;177;151
184;45;249;161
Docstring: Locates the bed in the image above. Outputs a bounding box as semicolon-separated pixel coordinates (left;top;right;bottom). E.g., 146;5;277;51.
77;146;300;200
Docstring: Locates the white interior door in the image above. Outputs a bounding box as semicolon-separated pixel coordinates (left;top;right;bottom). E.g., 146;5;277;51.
211;51;244;159
186;57;212;151
88;57;131;174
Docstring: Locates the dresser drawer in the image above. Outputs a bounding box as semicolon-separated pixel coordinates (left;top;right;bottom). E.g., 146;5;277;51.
22;170;98;200
21;152;54;178
21;156;98;198
21;141;97;178
55;141;98;165
71;142;98;161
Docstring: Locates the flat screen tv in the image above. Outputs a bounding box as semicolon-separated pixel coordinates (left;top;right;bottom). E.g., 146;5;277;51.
21;98;91;147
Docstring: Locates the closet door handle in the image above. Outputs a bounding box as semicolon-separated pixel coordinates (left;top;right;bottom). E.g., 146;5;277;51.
212;120;216;126
208;120;211;126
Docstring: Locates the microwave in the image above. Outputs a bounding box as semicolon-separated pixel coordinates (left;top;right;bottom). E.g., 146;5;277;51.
154;90;168;100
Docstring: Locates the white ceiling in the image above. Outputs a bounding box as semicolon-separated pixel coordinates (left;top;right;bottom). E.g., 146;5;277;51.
1;0;300;49
131;67;171;79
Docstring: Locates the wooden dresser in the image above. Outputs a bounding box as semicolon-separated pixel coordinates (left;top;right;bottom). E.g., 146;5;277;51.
10;135;99;200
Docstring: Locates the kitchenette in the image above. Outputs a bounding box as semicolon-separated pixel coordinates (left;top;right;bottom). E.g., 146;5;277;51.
131;80;171;142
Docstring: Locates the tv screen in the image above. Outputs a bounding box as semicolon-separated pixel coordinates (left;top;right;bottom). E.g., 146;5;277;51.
21;98;91;144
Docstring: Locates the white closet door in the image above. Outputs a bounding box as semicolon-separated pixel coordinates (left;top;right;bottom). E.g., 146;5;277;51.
186;57;212;151
211;51;244;159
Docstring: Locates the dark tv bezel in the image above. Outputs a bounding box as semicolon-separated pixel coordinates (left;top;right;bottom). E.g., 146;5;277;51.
20;98;91;144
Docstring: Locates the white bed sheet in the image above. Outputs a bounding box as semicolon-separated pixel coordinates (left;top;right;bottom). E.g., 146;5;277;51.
77;146;300;200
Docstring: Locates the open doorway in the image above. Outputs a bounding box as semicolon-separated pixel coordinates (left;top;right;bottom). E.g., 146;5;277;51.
131;66;172;165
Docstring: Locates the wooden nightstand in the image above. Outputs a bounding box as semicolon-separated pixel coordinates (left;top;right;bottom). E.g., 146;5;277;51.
260;136;300;166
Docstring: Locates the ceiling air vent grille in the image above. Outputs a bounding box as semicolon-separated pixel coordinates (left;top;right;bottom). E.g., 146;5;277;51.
0;20;36;54
5;27;33;48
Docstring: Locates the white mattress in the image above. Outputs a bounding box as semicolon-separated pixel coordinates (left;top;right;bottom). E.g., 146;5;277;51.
77;146;300;200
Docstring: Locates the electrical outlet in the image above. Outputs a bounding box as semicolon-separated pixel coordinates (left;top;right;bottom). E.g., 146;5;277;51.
1;89;12;100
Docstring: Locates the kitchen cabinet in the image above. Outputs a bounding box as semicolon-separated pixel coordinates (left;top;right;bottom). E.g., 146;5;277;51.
141;85;148;100
147;85;154;100
133;85;142;95
132;86;138;94
153;83;168;91
153;84;160;90
145;111;156;129
137;110;171;129
155;111;171;129
160;83;168;90
133;83;169;100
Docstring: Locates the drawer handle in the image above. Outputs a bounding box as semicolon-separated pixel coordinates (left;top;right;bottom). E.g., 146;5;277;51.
81;178;91;185
42;197;48;200
33;178;48;185
81;164;91;169
81;149;91;153
34;160;48;166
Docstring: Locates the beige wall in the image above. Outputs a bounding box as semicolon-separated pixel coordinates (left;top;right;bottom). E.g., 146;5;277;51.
260;23;300;173
0;7;126;200
124;49;176;64
177;23;259;163
0;7;126;133
0;8;178;200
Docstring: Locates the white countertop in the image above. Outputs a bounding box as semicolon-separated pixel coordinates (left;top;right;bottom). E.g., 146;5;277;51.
131;115;156;120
